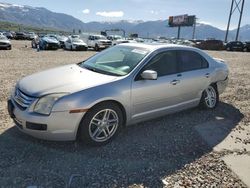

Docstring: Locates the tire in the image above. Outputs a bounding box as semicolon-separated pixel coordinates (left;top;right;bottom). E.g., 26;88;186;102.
200;85;219;109
94;44;99;51
243;48;248;52
79;102;124;146
226;47;231;51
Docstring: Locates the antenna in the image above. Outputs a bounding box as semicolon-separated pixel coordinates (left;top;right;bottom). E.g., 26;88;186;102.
225;0;245;42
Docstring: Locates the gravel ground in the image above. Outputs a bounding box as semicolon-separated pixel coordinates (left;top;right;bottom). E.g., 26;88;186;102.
0;40;249;187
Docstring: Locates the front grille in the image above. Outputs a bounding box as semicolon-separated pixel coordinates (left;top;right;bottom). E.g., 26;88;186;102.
48;43;59;48
13;88;36;110
26;122;47;131
101;42;112;45
0;42;7;45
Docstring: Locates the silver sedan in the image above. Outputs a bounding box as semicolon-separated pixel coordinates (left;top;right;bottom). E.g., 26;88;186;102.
7;43;229;145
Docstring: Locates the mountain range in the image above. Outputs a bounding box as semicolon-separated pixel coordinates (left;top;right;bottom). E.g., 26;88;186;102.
0;2;249;41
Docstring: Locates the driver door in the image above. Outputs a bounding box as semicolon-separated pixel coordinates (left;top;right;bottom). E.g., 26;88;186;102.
131;50;183;120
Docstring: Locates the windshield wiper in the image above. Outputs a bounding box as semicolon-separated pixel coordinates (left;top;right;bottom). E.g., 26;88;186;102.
83;65;121;76
83;65;101;73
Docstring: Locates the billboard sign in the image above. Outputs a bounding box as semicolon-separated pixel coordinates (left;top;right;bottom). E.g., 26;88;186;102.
169;15;195;27
173;14;188;25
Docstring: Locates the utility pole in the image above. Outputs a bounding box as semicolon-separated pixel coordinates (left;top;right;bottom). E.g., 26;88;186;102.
177;26;181;39
192;16;197;39
225;0;245;42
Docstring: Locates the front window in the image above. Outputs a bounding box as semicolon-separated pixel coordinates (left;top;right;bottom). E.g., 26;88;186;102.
79;46;149;76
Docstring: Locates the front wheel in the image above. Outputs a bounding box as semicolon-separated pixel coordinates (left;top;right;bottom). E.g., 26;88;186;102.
79;102;123;145
94;44;99;51
200;85;219;109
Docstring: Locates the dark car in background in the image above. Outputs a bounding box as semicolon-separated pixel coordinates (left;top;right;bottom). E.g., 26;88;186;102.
43;34;68;48
195;39;224;51
39;36;60;50
243;42;250;52
225;41;244;51
3;32;14;39
15;32;27;40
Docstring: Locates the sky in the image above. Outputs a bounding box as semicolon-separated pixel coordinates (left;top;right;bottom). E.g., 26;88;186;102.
0;0;249;29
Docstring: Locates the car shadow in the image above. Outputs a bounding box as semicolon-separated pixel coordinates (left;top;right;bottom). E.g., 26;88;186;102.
0;102;243;187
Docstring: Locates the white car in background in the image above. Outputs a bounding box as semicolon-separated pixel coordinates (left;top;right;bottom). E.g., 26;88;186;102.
0;35;11;50
64;37;88;51
86;34;112;51
107;35;130;46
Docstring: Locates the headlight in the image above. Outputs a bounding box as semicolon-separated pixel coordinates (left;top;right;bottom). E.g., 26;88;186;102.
33;93;68;115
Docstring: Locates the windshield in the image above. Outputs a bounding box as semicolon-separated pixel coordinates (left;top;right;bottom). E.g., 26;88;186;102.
79;46;149;76
0;35;7;40
72;38;83;43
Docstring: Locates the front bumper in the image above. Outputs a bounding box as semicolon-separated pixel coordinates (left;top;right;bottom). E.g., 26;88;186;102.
46;43;60;50
98;44;111;49
7;99;85;141
73;45;88;51
0;43;11;49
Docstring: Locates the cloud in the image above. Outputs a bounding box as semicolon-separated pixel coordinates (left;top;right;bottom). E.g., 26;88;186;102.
82;9;90;14
150;10;158;15
198;20;211;25
96;11;124;18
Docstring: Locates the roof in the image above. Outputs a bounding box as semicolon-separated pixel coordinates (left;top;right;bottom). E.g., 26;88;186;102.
120;42;195;52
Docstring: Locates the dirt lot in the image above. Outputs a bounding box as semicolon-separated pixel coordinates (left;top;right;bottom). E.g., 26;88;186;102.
0;40;249;187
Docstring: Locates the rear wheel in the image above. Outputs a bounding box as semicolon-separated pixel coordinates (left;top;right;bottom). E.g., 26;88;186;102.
226;47;231;51
200;85;219;109
79;102;123;145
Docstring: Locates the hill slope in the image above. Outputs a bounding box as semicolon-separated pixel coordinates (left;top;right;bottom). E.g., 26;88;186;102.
0;2;249;40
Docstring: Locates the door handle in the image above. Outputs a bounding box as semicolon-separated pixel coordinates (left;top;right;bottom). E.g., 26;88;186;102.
171;79;180;85
205;73;210;78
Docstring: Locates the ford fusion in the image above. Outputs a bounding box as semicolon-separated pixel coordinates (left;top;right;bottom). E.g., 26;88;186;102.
8;43;229;145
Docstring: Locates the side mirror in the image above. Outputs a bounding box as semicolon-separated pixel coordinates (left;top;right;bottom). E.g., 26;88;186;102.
141;70;157;80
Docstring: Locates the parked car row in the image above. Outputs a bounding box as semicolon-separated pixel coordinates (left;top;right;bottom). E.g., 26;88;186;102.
0;31;38;40
2;30;250;52
31;34;125;51
192;39;250;52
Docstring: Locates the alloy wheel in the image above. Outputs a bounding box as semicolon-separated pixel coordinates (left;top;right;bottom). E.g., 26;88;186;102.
89;109;119;142
204;86;217;108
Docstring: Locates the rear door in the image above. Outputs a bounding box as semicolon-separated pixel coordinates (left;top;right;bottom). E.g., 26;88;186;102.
176;50;211;102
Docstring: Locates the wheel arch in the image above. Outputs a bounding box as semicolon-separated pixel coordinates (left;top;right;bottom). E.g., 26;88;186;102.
76;99;127;140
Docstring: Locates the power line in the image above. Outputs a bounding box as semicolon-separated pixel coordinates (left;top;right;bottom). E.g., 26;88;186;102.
225;0;245;42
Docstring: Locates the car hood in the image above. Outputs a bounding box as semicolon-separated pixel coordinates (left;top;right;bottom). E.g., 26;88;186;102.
0;39;10;44
73;42;87;46
42;37;59;43
18;64;118;97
